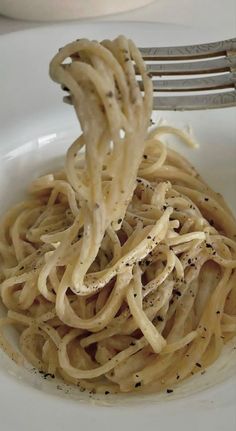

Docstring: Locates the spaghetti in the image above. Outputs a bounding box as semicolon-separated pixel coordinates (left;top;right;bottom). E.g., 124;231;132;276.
0;36;236;394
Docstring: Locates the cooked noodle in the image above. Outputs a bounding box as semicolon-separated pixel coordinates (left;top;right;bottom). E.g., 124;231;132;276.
0;36;236;394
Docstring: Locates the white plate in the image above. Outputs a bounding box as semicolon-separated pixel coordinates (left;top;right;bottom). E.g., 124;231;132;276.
0;22;236;431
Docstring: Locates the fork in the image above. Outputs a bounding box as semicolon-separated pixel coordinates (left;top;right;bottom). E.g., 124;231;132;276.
63;38;236;111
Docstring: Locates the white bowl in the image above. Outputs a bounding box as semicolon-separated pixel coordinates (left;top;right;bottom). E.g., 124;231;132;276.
0;21;236;431
0;0;155;21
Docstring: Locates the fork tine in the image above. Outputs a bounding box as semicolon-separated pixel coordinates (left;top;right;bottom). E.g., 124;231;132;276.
64;90;236;110
153;90;236;110
139;38;236;60
143;56;236;76
62;73;236;93
148;73;236;92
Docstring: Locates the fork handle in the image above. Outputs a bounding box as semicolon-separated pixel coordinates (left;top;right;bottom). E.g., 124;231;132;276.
140;38;236;60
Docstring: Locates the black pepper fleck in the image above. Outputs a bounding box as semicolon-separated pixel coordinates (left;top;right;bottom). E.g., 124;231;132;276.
173;289;182;297
106;91;113;98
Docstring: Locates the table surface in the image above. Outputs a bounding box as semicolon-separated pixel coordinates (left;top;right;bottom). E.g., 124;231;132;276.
0;0;235;36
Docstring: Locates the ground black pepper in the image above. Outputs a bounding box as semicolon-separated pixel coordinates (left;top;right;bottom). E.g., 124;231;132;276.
39;372;55;379
106;91;113;98
173;289;182;297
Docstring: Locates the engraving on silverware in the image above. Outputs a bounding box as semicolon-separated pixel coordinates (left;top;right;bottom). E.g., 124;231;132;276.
153;90;236;110
140;38;236;60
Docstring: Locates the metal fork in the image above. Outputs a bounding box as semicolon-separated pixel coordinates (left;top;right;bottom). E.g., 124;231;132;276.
64;38;236;111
